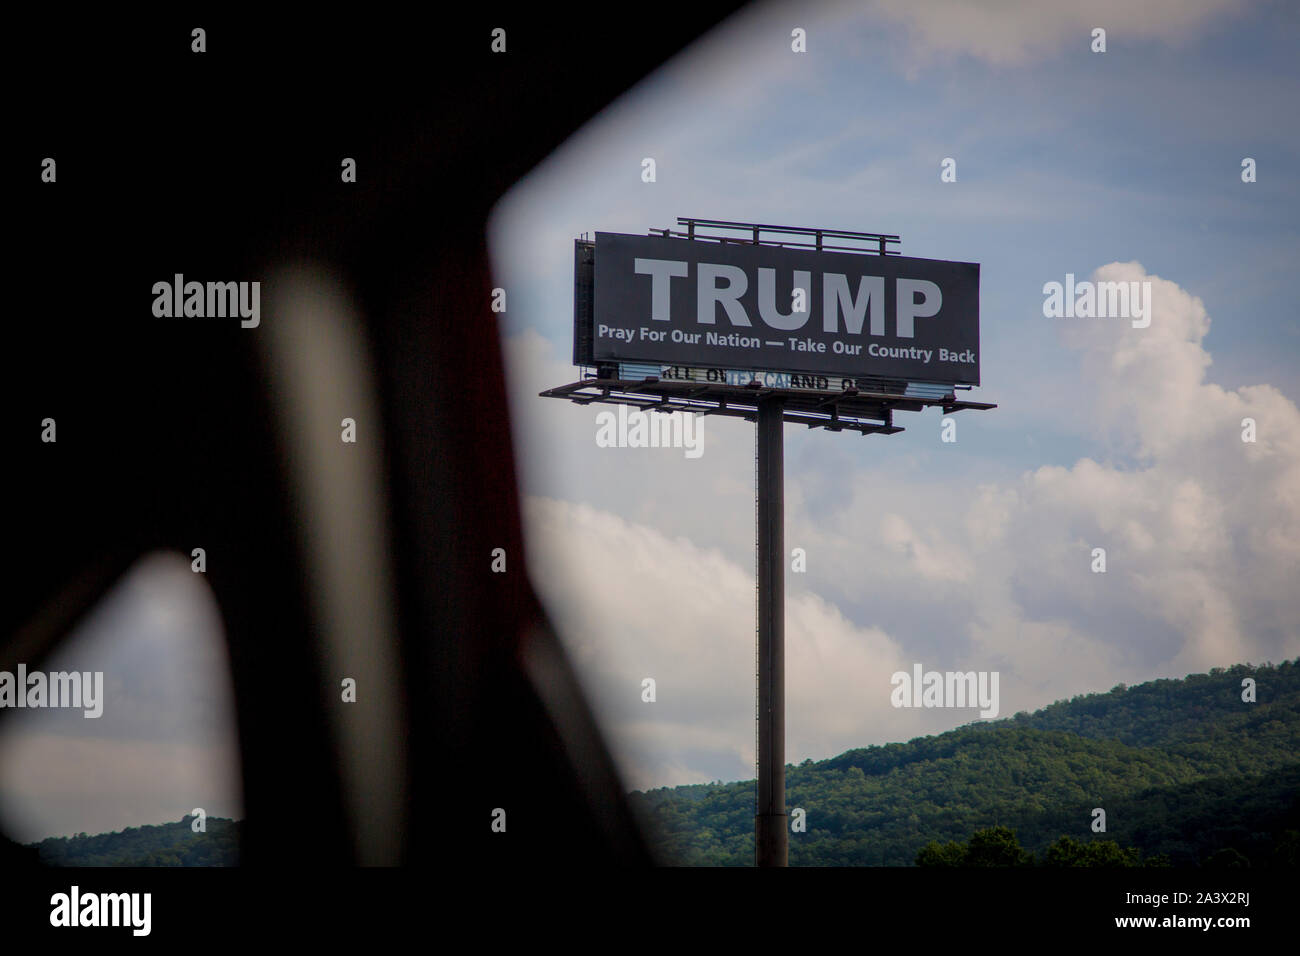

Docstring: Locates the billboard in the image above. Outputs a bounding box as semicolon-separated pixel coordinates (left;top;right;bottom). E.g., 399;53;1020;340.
577;232;980;386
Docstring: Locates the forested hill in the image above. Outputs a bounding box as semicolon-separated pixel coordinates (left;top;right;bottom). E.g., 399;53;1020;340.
629;660;1300;866
30;815;240;866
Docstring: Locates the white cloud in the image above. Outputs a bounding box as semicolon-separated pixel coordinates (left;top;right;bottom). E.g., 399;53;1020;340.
524;496;935;789
975;261;1300;677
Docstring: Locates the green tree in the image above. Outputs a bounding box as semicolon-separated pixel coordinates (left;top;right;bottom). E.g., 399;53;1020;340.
1045;836;1141;867
965;827;1032;866
1203;847;1250;868
915;840;966;866
1043;835;1086;866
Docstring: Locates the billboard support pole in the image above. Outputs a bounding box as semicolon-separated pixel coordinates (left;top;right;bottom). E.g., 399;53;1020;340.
755;394;787;867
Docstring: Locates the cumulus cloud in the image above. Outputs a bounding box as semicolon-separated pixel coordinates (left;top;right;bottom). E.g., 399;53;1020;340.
971;261;1300;677
524;496;924;789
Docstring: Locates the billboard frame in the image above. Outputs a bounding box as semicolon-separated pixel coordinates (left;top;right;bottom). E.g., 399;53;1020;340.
574;217;980;389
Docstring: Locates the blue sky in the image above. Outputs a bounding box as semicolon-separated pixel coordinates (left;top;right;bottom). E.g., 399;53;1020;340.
489;0;1300;790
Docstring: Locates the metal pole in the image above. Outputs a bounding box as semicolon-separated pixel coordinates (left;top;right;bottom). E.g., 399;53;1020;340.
755;396;787;866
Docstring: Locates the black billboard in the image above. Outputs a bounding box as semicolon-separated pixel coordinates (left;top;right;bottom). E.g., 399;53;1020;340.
577;232;980;386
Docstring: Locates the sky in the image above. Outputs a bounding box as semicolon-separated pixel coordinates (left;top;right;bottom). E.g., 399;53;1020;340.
0;554;243;842
2;0;1296;842
486;0;1300;791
